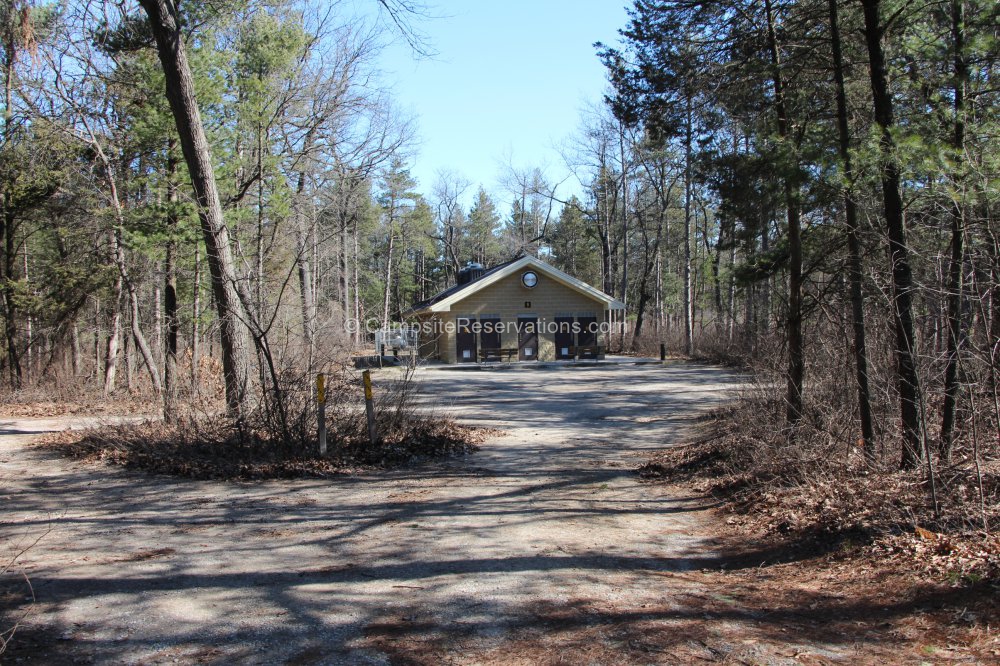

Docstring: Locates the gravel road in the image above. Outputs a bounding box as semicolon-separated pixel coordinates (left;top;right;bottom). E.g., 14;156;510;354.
1;362;746;664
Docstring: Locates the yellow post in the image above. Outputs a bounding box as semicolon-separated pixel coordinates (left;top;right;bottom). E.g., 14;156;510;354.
362;370;377;445
363;370;373;401
317;373;327;455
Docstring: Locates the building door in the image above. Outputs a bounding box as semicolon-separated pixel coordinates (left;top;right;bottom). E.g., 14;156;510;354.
554;316;575;359
456;317;477;363
576;315;598;358
479;317;501;360
517;317;538;361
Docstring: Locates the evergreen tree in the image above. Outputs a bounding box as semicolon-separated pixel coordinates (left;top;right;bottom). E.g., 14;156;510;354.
467;188;503;266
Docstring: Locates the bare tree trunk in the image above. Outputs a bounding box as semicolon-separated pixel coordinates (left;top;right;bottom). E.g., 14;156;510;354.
382;223;394;326
1;34;21;389
1;202;21;388
91;298;101;381
293;170;315;355
141;0;256;419
71;323;82;375
654;248;663;334
22;240;32;380
829;0;876;457
353;220;361;346
104;278;122;395
128;290;162;395
124;312;134;392
110;229;162;394
861;0;925;468
339;223;349;317
255;120;265;314
728;240;736;341
619;126;629;306
191;244;201;387
764;0;804;426
940;0;968;462
164;142;180;420
682;92;694;356
712;228;723;327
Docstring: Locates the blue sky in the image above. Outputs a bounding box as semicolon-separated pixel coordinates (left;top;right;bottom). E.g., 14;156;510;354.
374;1;630;206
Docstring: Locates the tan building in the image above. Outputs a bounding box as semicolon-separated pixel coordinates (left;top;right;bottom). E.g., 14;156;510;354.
404;256;626;364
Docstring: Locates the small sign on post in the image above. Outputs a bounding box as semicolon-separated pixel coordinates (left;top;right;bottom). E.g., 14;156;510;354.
362;369;377;445
317;373;327;455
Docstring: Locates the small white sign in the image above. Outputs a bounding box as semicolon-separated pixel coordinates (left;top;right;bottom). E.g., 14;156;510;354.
463;350;471;359
561;347;569;356
525;348;533;356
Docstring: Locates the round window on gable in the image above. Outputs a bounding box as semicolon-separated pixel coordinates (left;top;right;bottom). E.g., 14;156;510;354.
521;271;538;288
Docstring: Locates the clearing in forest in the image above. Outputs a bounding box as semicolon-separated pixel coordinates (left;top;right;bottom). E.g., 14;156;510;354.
1;364;987;664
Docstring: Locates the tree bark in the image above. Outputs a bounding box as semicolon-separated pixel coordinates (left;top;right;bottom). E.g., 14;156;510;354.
71;322;82;375
140;0;256;419
829;0;876;457
1;23;22;388
764;0;804;426
293;168;315;355
618;125;629;306
382;222;394;326
940;0;968;462
682;92;694;356
861;0;925;468
103;276;122;396
108;226;161;395
163;141;180;420
191;244;201;387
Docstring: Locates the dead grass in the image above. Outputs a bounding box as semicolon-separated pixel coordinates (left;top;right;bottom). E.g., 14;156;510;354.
639;401;1000;576
39;416;495;481
631;390;999;662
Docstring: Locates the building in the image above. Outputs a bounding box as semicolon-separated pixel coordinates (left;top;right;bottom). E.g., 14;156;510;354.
403;256;626;363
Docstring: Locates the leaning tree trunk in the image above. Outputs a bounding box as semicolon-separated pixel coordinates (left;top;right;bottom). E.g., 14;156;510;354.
140;0;255;420
127;280;162;394
861;0;925;468
109;227;162;395
829;0;876;457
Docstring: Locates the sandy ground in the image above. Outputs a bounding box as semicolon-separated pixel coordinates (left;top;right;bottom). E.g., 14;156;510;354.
0;362;881;664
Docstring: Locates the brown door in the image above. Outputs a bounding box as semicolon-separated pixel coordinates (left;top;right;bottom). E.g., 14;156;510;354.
517;317;538;361
456;317;477;363
577;316;597;358
554;317;575;359
479;317;501;361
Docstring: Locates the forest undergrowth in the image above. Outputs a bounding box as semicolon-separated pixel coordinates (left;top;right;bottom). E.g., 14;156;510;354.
31;364;491;480
640;357;1000;585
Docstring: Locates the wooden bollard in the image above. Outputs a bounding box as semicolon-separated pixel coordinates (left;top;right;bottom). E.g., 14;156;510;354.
317;373;327;455
362;370;377;445
660;343;667;362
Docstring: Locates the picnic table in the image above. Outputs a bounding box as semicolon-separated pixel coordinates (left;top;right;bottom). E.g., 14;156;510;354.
571;345;602;360
479;348;518;362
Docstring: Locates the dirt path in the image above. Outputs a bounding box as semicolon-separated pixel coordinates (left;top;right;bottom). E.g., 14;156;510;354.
0;363;887;664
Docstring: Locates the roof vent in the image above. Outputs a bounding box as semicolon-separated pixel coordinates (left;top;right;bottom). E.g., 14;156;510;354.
457;262;485;286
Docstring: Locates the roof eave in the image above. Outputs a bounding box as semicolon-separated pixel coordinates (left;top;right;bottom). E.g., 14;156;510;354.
402;257;626;316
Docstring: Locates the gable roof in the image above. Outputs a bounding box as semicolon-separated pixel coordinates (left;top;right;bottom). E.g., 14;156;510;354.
404;256;626;316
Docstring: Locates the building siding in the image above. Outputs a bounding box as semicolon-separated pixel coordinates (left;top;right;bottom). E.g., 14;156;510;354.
420;271;606;363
